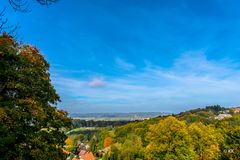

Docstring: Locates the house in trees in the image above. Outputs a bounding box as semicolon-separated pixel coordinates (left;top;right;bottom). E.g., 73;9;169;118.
214;114;232;120
232;107;240;114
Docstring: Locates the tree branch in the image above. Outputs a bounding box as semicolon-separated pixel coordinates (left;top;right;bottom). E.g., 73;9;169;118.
8;0;59;12
0;8;19;36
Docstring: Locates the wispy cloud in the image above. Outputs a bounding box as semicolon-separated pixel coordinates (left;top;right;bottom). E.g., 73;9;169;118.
52;53;240;113
115;57;136;70
88;77;106;88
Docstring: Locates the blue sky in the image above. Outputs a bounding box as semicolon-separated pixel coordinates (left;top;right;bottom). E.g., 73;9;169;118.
3;0;240;113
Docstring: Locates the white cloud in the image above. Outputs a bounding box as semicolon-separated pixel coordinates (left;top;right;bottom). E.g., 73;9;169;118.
115;57;135;70
88;77;106;88
52;53;240;113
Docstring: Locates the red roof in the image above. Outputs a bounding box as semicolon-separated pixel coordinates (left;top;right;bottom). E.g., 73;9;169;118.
80;152;95;160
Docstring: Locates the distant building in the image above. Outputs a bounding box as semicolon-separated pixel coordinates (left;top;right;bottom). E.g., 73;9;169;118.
232;107;240;114
215;114;232;120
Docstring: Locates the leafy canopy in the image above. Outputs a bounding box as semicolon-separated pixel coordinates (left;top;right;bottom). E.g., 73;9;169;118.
0;33;71;160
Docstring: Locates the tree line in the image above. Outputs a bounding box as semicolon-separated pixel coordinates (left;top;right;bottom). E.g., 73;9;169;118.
72;119;142;128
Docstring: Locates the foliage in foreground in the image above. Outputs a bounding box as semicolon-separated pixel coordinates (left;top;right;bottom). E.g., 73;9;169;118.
0;34;71;160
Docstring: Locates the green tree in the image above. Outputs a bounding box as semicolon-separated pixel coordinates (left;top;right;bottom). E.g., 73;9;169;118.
145;116;197;160
106;143;122;160
0;34;71;160
120;134;144;160
188;122;223;160
220;127;240;159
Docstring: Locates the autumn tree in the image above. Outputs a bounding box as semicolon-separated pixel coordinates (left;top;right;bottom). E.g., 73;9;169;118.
0;33;71;160
188;122;223;160
145;116;197;160
104;137;113;148
220;126;240;159
104;134;143;160
65;134;84;154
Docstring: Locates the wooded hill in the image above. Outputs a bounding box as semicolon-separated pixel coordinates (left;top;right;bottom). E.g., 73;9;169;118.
66;105;240;160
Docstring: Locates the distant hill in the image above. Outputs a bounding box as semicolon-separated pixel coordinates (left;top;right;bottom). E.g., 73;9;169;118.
70;112;169;121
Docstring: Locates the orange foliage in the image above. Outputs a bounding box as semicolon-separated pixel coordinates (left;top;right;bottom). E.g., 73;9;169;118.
104;137;113;148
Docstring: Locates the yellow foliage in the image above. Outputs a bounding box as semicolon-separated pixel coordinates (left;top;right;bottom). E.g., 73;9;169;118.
188;122;223;160
65;137;74;147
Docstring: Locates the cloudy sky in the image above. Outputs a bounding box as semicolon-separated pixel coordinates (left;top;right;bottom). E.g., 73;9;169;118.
4;0;240;113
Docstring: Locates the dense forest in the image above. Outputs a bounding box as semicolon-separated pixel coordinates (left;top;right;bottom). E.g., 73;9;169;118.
66;105;240;160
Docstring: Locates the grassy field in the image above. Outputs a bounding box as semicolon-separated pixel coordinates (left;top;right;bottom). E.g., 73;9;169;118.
66;127;99;135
